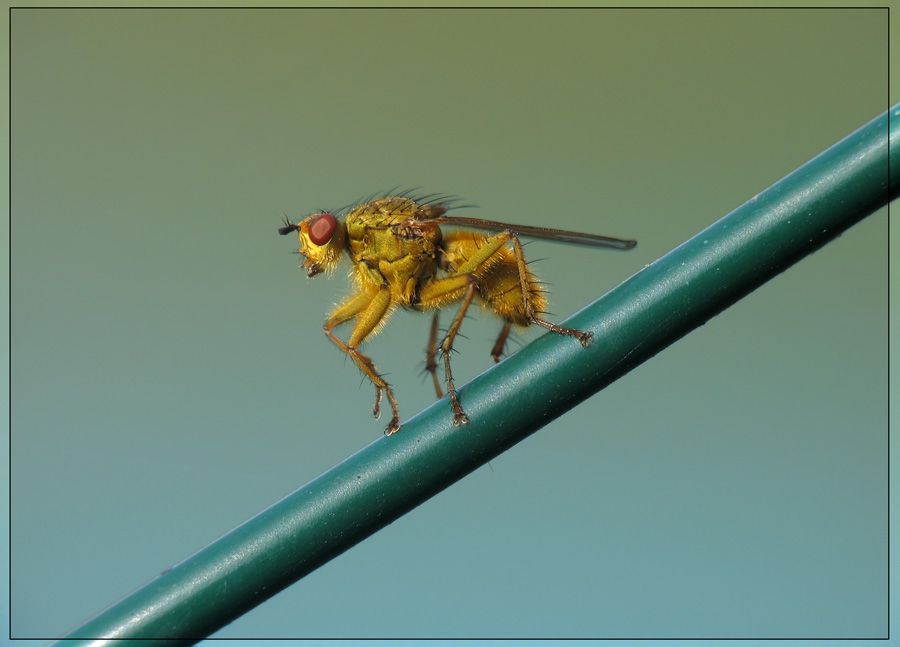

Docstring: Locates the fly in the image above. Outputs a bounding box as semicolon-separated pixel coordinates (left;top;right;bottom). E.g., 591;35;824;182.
279;192;636;434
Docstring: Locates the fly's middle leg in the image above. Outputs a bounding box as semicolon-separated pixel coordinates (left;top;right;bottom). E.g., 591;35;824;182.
418;273;479;426
440;275;478;425
425;312;443;398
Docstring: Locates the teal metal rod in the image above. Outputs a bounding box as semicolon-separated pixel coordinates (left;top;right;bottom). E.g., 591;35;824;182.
54;106;896;644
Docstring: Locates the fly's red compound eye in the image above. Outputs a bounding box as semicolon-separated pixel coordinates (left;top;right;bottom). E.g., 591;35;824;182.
308;212;337;246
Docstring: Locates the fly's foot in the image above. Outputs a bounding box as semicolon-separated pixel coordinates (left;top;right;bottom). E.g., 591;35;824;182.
374;384;402;436
372;388;383;420
449;393;469;426
531;317;593;348
574;330;593;348
556;325;592;347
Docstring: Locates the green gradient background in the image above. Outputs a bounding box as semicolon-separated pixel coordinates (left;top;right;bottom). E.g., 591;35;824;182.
10;7;887;640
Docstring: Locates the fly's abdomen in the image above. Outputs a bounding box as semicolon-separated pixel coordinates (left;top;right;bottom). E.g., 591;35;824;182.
477;248;546;326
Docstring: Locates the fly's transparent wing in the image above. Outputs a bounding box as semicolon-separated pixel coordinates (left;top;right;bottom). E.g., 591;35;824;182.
410;215;636;250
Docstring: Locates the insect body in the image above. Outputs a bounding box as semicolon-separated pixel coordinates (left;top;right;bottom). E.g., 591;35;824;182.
279;193;636;435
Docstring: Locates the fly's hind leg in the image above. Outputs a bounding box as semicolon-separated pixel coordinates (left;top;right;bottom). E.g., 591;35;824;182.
508;234;593;347
324;286;401;434
417;228;593;428
490;321;512;363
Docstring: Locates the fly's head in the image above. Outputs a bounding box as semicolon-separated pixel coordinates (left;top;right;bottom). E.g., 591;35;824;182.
279;212;346;278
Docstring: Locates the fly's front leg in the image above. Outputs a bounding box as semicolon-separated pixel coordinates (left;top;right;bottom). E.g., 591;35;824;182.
324;286;401;434
508;234;592;347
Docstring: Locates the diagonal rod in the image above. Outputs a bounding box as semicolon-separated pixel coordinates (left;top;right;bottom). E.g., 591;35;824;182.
53;105;896;644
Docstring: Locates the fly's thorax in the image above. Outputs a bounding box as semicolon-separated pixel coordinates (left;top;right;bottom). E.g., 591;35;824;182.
339;195;447;303
344;199;443;269
345;196;449;230
346;222;442;291
347;196;422;225
346;196;419;228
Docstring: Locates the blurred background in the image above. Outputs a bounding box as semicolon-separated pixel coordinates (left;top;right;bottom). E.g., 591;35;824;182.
10;6;888;640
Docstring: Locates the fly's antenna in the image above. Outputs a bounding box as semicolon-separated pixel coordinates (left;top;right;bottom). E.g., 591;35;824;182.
278;217;299;236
